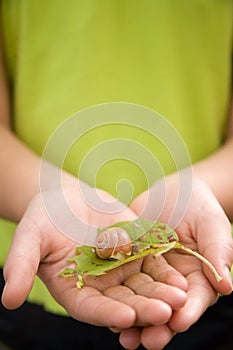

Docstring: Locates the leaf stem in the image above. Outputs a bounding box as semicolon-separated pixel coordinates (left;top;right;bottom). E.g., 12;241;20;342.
174;243;222;282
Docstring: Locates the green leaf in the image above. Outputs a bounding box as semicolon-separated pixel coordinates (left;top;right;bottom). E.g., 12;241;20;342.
60;218;222;288
61;241;177;283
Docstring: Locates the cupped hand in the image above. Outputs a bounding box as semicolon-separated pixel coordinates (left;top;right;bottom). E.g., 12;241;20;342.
1;184;187;342
127;177;233;349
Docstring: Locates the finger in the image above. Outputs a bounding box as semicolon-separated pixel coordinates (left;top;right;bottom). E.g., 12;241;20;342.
168;270;218;332
195;203;233;294
56;283;136;328
2;218;41;309
124;272;187;310
103;285;172;326
142;254;188;291
119;327;142;350
141;325;175;350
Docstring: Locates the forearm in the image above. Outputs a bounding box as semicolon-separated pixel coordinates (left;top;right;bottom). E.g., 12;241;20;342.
0;125;77;223
0;31;40;222
193;138;233;221
0;125;41;222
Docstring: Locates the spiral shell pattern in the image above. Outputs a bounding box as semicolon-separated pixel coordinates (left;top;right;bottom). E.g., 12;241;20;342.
96;227;132;259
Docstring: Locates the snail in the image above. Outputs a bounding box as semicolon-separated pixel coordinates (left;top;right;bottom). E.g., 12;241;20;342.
95;227;132;259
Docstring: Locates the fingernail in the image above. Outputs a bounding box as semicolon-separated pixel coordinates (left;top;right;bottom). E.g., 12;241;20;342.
225;266;233;291
109;327;121;333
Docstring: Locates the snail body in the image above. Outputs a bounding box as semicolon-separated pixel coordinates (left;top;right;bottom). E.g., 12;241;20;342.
96;227;132;259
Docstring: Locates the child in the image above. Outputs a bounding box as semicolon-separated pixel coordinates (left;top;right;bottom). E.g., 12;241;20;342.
0;1;232;349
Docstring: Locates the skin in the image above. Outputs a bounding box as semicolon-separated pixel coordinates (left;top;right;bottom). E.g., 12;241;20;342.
0;30;233;349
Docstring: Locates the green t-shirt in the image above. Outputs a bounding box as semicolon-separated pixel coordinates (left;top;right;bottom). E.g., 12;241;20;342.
0;0;232;315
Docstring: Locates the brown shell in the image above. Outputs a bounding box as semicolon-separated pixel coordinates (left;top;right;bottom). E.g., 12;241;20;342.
95;227;132;259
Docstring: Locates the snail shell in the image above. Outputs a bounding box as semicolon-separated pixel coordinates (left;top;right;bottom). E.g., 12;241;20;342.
96;227;132;259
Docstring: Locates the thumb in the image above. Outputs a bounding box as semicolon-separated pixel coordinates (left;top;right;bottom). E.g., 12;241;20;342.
196;207;233;295
2;218;41;309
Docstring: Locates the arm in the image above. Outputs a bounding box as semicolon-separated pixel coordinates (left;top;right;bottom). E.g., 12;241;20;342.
128;100;233;349
193;103;233;220
0;30;41;222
